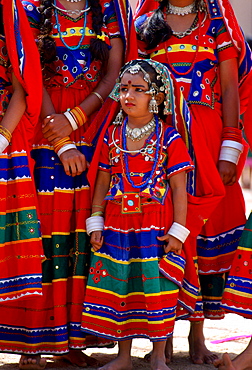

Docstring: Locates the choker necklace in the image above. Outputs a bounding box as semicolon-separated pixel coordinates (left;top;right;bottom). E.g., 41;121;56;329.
126;118;155;141
167;2;196;16
52;3;90;17
66;0;83;3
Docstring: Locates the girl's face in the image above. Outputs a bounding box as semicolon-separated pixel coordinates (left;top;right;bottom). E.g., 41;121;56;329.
119;72;153;120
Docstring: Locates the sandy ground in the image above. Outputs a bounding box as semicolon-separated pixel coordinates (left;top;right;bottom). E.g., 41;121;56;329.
1;188;252;370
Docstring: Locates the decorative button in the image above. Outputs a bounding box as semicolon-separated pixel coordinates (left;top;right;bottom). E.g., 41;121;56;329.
128;200;134;206
51;156;55;160
51;176;54;179
244;261;249;266
55;265;59;270
56;244;60;248
230;283;235;287
85;307;90;311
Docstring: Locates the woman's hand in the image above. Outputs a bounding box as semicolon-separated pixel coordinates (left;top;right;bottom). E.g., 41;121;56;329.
90;231;104;251
157;234;182;255
60;148;86;176
42;114;73;142
218;160;237;186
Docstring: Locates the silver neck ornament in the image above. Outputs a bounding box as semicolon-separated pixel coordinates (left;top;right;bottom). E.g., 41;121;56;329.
126;118;155;141
167;2;196;16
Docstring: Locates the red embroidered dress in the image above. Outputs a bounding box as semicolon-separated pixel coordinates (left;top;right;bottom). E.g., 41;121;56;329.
135;9;247;319
81;121;195;341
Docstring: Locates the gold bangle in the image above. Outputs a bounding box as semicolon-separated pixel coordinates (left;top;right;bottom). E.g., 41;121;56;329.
91;91;104;106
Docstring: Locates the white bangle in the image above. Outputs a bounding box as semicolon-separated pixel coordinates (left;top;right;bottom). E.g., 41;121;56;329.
221;140;244;151
57;143;77;157
219;140;244;165
86;216;104;236
168;222;190;243
0;134;9;153
64;111;78;131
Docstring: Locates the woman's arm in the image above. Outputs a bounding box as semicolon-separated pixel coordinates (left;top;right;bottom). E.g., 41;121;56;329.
42;38;124;142
218;57;240;186
90;170;111;251
157;171;187;254
1;73;26;133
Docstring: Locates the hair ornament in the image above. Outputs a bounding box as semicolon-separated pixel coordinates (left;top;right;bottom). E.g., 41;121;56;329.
109;59;174;115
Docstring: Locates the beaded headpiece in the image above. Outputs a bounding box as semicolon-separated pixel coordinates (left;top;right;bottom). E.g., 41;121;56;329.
109;59;174;115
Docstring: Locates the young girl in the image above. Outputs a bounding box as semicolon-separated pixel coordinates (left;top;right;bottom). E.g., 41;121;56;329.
81;59;194;370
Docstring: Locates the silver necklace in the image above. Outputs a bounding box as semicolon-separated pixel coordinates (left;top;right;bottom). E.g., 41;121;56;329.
172;12;207;38
66;0;83;3
52;3;90;16
111;120;163;155
168;2;196;16
126;118;155;141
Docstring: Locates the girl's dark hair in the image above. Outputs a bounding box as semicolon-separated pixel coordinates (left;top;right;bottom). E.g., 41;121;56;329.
138;0;201;50
38;0;109;65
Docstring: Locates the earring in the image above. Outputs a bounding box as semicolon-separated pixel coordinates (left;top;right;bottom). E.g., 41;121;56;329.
149;95;158;113
113;109;124;125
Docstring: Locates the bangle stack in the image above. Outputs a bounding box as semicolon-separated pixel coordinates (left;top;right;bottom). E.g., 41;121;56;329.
86;215;104;235
64;106;87;131
91;211;103;217
53;136;77;157
168;222;190;243
0;125;12;143
91;91;104;106
219;140;244;165
219;127;244;165
0;133;9;153
222;127;242;143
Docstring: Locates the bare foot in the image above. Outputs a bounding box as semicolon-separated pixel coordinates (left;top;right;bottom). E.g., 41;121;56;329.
188;321;218;364
214;353;236;369
98;356;133;370
144;337;173;365
151;354;171;370
53;349;98;367
19;355;46;370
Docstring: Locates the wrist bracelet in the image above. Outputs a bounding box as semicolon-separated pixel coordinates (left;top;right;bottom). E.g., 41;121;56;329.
0;134;9;153
168;222;190;243
86;215;104;235
0;125;12;143
91;91;104;106
219;140;244;165
64;111;78;131
57;143;77;157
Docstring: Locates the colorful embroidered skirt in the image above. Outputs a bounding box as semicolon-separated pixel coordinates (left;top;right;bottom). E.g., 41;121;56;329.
81;198;185;341
0;115;43;303
221;212;252;318
0;86;111;354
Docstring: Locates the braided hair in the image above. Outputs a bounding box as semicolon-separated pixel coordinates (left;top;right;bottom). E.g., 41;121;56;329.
38;0;108;65
138;0;203;50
